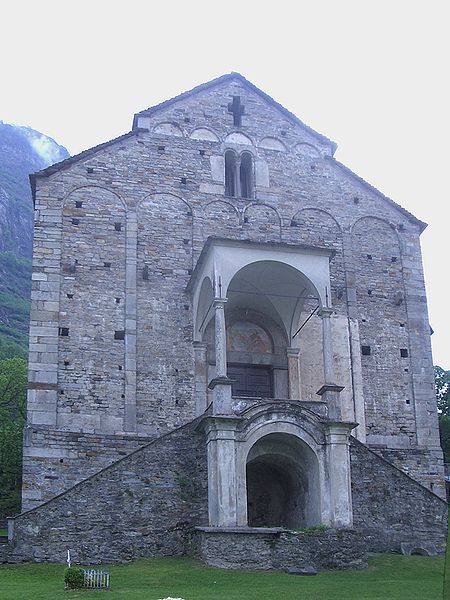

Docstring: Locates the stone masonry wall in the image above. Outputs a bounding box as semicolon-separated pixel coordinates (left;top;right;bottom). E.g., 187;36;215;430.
2;420;447;566
352;217;415;443
22;427;153;507
5;420;208;564
350;437;447;553
26;76;443;503
372;446;446;498
58;187;127;433
194;528;367;572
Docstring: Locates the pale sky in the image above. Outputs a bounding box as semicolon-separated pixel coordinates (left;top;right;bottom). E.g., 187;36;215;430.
1;0;448;367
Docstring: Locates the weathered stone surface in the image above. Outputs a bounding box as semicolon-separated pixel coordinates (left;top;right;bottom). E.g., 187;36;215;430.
350;438;447;553
14;74;445;568
194;528;367;571
25;75;443;507
2;430;446;566
4;420;207;564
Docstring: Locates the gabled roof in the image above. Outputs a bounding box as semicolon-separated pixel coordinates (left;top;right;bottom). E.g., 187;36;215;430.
27;73;427;232
326;156;427;232
29;130;145;202
132;72;337;153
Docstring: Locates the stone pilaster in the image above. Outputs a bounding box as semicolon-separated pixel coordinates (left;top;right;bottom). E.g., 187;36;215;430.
317;307;344;420
124;209;137;432
287;347;301;399
325;421;356;528
27;194;63;429
341;229;366;441
202;416;242;527
399;230;441;448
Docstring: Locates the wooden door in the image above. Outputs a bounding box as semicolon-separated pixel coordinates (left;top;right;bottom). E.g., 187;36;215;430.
228;364;272;398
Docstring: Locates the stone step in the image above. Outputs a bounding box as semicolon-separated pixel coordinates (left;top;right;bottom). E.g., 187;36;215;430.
287;567;318;576
0;536;8;544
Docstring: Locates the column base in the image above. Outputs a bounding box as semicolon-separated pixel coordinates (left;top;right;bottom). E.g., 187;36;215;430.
208;377;233;415
316;383;345;421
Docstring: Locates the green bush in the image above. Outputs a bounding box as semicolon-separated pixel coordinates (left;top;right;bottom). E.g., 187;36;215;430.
64;566;85;589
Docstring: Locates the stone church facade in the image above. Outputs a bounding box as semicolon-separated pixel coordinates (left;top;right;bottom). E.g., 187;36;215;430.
2;74;447;567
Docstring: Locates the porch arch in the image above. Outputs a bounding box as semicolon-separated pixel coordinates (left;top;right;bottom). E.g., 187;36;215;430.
236;417;327;527
189;238;334;341
195;259;322;344
246;432;321;528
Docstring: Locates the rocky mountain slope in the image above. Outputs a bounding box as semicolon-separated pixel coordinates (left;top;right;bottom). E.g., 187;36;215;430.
0;122;69;358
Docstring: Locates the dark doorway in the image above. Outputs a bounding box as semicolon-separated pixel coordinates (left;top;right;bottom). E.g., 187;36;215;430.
228;364;272;397
247;460;294;527
245;433;321;529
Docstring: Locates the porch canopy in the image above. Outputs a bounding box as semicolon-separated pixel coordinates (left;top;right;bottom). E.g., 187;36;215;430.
188;237;335;346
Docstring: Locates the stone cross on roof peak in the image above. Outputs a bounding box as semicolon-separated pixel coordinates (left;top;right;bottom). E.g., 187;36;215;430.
228;95;245;127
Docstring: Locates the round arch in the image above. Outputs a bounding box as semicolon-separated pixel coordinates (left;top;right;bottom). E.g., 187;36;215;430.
350;214;399;239
224;260;322;344
291;206;342;232
137;191;193;215
195;276;214;339
63;185;127;211
236;418;325;528
246;432;321;528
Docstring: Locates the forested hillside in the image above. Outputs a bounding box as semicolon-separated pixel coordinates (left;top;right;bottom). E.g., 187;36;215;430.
0;121;69;359
0;122;68;518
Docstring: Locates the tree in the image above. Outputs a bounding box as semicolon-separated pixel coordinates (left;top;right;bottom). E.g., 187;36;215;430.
435;365;450;415
435;366;450;463
0;357;27;518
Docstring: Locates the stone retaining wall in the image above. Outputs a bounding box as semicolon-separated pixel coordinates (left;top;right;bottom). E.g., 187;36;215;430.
22;427;154;509
370;445;446;498
350;438;447;553
194;527;367;571
1;422;446;567
3;419;208;564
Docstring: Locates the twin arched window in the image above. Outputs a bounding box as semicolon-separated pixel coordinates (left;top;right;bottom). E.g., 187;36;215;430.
225;150;253;198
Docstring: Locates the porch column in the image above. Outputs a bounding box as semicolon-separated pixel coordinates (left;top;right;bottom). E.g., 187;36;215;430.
316;307;344;420
325;422;355;528
214;298;227;377
320;307;334;383
287;347;301;400
208;298;233;415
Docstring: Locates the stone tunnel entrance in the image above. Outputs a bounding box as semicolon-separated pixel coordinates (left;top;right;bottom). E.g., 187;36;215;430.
245;432;321;529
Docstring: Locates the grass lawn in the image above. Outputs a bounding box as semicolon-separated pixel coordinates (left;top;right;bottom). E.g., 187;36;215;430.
444;508;450;599
0;528;7;536
0;554;445;600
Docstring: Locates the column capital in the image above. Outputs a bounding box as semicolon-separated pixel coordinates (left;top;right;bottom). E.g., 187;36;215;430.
208;376;233;390
317;384;345;421
324;421;358;444
209;378;233;415
200;414;243;437
318;306;334;318
213;297;228;307
286;346;300;357
193;340;208;350
316;383;345;396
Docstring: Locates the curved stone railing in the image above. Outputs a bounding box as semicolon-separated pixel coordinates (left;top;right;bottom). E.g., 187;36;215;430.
231;396;327;416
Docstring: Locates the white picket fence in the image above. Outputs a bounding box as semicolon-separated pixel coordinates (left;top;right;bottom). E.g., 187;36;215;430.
83;569;110;589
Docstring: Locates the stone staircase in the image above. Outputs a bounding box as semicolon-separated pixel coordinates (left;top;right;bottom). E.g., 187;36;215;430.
0;421;447;566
